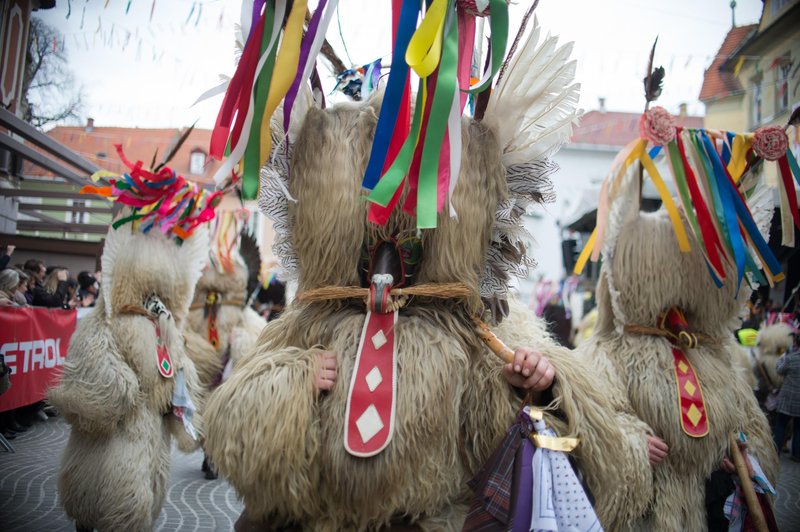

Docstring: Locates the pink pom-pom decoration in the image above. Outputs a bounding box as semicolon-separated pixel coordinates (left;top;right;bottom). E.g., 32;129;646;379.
639;106;677;146
752;125;789;161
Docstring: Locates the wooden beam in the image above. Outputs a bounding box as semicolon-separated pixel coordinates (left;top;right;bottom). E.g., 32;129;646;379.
0;233;103;256
16;220;109;235
21;209;66;225
0;107;100;176
17;203;112;215
0;133;91;187
0;187;87;200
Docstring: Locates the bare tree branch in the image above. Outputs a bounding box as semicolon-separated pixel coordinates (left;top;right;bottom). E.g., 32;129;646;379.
22;17;84;129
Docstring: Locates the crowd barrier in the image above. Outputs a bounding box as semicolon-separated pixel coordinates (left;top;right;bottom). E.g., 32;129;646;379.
0;307;76;412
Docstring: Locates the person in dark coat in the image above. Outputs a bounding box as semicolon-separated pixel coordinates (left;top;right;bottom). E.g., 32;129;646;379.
774;332;800;461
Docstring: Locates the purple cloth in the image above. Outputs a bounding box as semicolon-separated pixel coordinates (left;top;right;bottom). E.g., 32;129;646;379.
511;437;535;532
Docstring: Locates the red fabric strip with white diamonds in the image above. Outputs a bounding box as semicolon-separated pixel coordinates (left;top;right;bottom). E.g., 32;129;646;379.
671;348;708;438
344;311;398;457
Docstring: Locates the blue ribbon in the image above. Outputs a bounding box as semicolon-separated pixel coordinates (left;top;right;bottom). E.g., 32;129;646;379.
361;0;419;191
787;149;800;187
700;131;746;291
721;131;735;166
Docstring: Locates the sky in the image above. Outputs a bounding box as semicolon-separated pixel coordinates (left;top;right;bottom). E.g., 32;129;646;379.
36;0;766;130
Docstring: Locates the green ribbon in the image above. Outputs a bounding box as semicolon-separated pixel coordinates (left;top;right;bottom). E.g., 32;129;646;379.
668;141;703;248
366;78;426;207
242;3;277;200
416;6;459;229
463;0;508;94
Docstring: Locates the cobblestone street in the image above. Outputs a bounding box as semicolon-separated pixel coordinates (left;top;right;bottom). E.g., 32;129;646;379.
1;416;799;531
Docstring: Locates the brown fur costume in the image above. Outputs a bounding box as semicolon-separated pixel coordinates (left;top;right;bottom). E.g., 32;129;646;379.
203;99;652;531
757;322;794;390
49;225;207;531
185;256;267;390
578;169;779;531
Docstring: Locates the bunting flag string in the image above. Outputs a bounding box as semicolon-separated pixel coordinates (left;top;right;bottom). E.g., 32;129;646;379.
574;106;797;290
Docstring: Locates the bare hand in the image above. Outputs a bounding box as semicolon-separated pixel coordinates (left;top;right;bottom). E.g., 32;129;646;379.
315;351;337;395
501;347;555;391
82;293;95;307
721;440;753;477
57;270;68;282
5;245;14;255
647;435;669;465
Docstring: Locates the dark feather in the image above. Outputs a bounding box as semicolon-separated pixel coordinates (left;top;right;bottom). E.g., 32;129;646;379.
239;230;262;303
787;106;800;128
155;122;197;173
149;148;159;171
642;37;665;104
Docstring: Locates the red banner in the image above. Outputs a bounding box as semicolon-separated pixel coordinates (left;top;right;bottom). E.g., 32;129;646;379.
0;307;76;412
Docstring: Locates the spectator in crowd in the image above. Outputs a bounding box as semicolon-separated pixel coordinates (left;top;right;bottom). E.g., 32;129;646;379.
34;265;69;308
0;268;21;307
77;271;98;307
66;278;80;309
0;244;14;270
11;269;30;307
774;332;800;461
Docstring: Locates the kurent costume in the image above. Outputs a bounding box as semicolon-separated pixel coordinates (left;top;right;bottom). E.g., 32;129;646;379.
184;211;267;391
574;106;800;530
756;322;794;393
183;211;267;478
49;153;217;531
202;3;652;530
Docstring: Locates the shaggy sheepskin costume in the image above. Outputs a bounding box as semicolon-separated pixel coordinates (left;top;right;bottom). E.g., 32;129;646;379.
203;89;652;532
49;223;208;531
757;322;794;390
185;230;267;389
578;168;779;531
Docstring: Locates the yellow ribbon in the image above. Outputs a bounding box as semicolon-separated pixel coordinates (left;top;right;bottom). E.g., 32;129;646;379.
530;434;580;452
727;134;752;183
573;139;646;274
573;227;597;276
258;0;308;169
405;0;448;78
640;150;691;252
90;170;118;182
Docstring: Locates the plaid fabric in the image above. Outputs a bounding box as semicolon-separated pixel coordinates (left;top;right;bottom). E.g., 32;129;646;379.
464;414;531;531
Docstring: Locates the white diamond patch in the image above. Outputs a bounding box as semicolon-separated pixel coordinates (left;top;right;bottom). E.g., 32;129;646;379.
356;404;384;443
371;329;387;349
365;366;383;392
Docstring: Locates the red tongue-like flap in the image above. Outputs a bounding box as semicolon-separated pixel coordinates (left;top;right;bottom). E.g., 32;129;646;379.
344;310;398;457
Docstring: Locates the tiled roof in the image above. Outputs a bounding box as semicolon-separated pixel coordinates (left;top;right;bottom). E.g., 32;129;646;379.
23;124;221;185
569;110;704;148
698;24;757;102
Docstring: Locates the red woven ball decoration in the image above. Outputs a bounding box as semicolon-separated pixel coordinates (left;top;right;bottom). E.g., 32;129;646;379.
639;106;677;146
752;125;789;161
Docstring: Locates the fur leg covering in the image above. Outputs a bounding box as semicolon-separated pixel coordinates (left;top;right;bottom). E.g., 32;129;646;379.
48;300;139;435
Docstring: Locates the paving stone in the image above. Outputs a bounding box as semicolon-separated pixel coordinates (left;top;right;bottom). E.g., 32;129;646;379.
1;416;799;530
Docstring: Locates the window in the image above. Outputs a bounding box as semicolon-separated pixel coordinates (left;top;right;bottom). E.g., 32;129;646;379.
775;57;791;114
190;150;206;175
751;77;763;127
66;199;89;224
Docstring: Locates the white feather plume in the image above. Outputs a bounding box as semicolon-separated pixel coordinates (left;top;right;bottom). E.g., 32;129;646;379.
484;16;582;165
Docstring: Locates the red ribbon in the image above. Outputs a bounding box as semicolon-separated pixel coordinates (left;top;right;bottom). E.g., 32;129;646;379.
778;154;800;231
368;0;412;226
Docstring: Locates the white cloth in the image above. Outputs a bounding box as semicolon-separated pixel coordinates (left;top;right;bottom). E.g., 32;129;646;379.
529;415;603;532
172;369;198;441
